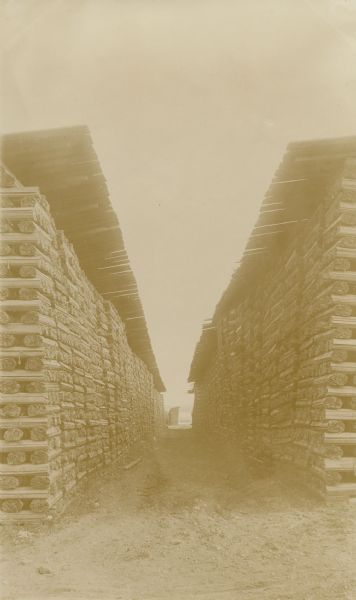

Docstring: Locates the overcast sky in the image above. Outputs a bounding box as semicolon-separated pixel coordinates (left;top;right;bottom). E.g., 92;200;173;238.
1;0;356;411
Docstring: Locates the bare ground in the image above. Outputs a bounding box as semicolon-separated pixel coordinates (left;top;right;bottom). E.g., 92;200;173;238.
1;429;355;600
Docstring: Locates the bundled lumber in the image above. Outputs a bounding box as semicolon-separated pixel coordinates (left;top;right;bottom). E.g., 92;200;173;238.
0;184;63;521
294;172;356;500
0;166;164;521
190;143;356;502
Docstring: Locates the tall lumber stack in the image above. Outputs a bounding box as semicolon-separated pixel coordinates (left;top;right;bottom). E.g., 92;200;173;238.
190;138;356;501
295;161;356;500
0;151;164;522
0;181;64;520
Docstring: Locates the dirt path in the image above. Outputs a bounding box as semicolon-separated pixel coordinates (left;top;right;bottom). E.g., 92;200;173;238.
1;429;355;600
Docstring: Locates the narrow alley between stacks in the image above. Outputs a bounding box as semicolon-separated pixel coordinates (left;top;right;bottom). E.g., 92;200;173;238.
1;429;355;600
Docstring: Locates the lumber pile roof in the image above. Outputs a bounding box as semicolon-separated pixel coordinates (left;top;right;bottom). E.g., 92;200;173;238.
189;135;356;382
1;125;165;392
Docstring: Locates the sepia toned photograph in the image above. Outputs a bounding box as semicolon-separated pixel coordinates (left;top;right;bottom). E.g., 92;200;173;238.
0;1;356;599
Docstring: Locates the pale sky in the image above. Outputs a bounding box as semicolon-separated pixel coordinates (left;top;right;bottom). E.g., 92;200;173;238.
1;0;356;411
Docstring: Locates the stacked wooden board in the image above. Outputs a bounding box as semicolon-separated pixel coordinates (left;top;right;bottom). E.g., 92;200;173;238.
190;139;356;501
0;181;65;520
0;166;164;521
1;126;165;394
295;161;356;500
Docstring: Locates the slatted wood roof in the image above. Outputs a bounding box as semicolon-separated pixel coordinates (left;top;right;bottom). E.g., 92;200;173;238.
189;135;356;383
1;125;165;392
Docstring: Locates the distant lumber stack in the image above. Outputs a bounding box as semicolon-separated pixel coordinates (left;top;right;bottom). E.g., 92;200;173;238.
189;137;356;502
